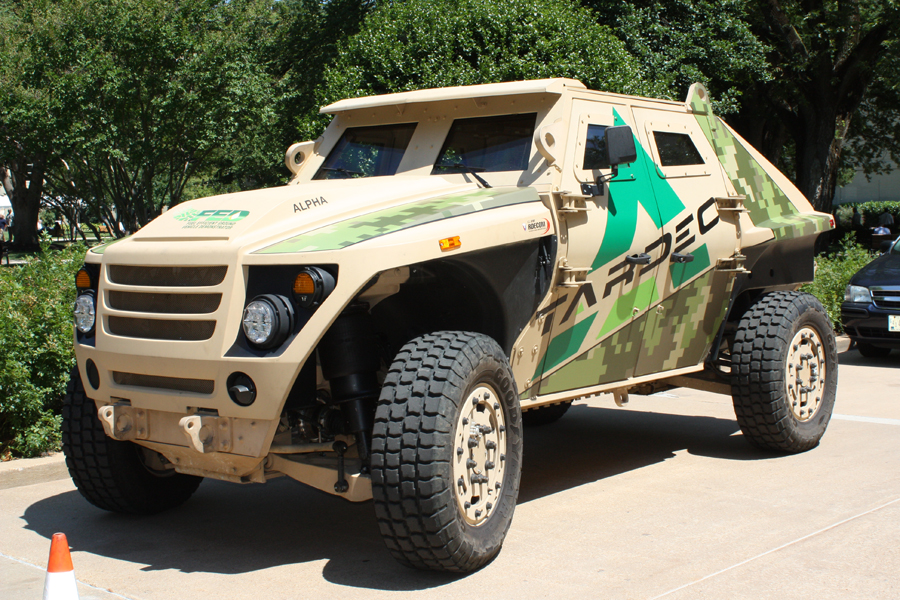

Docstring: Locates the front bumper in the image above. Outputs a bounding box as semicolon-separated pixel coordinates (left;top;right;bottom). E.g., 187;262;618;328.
840;302;900;348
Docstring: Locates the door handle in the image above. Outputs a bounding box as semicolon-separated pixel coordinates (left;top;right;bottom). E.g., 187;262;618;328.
625;253;652;265
671;253;694;264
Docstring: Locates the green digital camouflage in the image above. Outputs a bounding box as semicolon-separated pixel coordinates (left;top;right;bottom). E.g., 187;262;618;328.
64;79;837;574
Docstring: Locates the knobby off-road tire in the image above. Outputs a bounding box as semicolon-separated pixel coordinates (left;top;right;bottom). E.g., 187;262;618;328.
521;401;571;427
371;332;523;572
731;291;838;453
62;368;202;514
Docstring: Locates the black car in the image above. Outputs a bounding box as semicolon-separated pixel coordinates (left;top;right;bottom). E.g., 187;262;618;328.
841;237;900;357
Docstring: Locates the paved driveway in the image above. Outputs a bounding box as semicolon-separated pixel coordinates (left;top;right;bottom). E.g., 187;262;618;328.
2;342;898;599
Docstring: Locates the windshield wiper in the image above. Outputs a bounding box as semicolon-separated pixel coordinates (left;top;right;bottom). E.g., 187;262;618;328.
439;163;492;188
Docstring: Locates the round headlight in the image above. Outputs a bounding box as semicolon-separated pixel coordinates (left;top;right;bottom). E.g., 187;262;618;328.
74;293;96;334
241;294;294;349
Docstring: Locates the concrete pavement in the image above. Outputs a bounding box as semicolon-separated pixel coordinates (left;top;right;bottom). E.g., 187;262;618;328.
1;341;898;599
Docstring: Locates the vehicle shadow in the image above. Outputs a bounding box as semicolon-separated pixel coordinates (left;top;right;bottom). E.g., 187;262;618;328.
21;405;762;591
838;347;900;367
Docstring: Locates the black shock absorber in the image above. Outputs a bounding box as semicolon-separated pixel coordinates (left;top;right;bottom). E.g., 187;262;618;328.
316;303;380;464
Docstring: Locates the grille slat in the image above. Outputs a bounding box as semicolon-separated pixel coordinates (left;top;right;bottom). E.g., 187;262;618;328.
113;372;214;394
108;291;221;314
108;316;215;341
108;265;227;287
871;290;900;309
856;327;900;340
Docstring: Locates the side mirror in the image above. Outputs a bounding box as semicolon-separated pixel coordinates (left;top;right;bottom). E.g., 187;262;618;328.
605;125;637;166
581;125;637;197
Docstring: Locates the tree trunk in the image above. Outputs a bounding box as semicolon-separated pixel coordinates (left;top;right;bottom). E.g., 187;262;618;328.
1;155;46;250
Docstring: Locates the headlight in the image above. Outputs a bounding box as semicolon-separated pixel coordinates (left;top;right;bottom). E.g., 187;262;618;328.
74;293;96;333
241;294;294;349
844;285;872;303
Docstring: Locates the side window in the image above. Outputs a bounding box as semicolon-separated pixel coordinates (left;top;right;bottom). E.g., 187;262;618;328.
583;124;610;170
432;113;537;174
653;132;704;167
314;123;416;180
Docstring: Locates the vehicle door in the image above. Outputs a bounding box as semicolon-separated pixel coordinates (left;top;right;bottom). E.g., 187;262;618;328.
533;99;673;396
628;107;736;377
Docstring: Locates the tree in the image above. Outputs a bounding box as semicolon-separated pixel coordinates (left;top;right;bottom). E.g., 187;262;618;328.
1;0;281;241
300;0;668;139
586;0;900;213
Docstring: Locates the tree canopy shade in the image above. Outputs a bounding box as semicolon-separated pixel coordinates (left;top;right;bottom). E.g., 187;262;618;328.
0;0;280;242
298;0;667;139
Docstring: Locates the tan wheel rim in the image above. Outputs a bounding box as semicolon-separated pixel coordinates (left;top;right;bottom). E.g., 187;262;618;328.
785;326;826;421
452;384;507;526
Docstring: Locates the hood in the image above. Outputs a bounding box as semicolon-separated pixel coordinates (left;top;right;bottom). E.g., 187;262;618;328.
128;177;476;248
851;249;900;288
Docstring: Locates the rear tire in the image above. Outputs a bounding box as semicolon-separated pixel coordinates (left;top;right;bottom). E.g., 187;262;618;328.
371;332;523;572
856;341;891;358
522;401;571;427
62;368;202;514
731;292;838;453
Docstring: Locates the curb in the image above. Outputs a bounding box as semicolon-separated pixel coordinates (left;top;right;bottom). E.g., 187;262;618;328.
0;453;69;490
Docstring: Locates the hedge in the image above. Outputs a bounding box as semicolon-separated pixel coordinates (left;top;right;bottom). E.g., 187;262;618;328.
0;245;82;458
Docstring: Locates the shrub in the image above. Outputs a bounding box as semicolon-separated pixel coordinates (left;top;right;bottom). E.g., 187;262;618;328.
801;233;875;333
0;244;83;458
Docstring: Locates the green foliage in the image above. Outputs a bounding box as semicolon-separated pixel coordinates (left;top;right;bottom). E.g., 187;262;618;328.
801;234;876;333
0;245;83;457
300;0;667;140
587;0;771;115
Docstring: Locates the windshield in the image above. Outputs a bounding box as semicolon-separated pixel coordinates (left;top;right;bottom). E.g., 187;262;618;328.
891;237;900;254
314;123;416;180
432;113;536;175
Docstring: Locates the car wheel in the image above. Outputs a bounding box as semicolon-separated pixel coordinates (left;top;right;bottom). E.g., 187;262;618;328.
731;292;838;453
371;331;523;572
62;368;202;514
522;401;572;427
856;341;891;358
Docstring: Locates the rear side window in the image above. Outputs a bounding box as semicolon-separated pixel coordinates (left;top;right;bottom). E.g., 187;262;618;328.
653;132;704;167
432;113;537;174
314;123;417;179
583;124;610;170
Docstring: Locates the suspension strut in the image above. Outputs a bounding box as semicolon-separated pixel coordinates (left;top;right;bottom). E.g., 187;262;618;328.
316;303;380;464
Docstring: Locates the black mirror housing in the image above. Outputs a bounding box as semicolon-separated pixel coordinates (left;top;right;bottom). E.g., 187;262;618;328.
605;125;637;166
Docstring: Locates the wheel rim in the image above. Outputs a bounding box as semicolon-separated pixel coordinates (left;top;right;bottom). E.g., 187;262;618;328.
452;384;507;526
785;326;827;421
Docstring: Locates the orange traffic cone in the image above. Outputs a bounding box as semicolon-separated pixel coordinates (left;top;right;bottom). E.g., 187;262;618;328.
42;533;80;600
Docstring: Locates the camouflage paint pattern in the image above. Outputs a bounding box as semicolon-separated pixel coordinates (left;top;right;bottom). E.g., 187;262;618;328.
256;187;540;254
534;268;731;396
688;85;826;242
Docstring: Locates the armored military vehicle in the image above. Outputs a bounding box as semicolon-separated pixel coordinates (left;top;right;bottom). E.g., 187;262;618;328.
64;79;837;572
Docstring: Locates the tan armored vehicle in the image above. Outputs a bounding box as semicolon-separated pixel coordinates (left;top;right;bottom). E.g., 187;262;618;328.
65;79;837;572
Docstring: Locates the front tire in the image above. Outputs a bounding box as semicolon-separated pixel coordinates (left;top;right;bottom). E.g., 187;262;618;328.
731;292;838;453
371;332;523;572
62;368;202;514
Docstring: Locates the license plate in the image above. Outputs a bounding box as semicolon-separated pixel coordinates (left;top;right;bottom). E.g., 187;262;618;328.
890;315;900;332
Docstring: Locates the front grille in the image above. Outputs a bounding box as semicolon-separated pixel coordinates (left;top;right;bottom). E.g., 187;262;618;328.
108;316;216;341
857;327;900;340
113;372;214;394
108;265;227;287
104;265;225;341
108;291;221;314
871;290;900;309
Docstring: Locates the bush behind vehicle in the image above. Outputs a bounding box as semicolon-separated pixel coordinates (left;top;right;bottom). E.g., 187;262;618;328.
0;244;82;458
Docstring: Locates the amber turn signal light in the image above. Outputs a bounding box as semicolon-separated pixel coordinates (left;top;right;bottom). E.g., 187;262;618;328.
439;236;461;252
75;269;93;289
293;272;316;296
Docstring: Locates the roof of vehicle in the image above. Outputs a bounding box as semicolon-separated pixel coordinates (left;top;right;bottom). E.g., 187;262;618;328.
320;78;587;114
